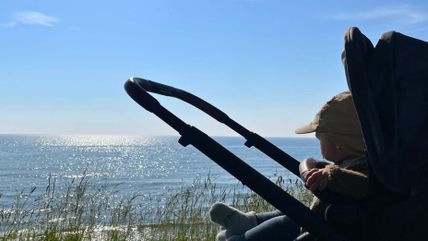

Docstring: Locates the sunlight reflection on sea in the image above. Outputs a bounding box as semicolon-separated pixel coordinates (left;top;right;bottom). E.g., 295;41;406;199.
0;135;321;205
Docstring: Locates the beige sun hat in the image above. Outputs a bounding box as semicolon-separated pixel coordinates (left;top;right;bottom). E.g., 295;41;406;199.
295;91;365;155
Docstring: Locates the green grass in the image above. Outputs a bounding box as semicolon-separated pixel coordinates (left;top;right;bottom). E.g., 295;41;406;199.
0;174;312;241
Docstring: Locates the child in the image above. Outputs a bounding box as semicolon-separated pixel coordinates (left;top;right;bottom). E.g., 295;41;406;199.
210;91;370;241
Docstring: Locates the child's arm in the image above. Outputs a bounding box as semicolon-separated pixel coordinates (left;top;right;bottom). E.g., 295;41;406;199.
305;164;370;200
322;165;369;199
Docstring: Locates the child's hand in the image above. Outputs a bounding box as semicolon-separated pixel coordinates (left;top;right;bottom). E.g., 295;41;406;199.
305;168;330;192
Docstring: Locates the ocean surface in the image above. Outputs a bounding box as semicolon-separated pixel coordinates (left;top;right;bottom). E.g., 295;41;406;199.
0;135;321;206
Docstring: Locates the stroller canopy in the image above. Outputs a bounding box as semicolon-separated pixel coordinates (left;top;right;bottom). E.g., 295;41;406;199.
343;27;428;194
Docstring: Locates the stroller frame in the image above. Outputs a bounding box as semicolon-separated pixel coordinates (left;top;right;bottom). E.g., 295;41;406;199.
124;77;345;241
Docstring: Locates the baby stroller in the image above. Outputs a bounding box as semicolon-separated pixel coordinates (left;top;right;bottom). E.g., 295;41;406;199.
124;27;428;241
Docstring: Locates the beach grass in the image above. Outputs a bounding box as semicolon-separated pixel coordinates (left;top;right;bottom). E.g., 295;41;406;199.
0;174;312;241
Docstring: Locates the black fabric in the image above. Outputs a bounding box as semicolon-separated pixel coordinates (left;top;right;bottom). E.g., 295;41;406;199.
343;27;428;194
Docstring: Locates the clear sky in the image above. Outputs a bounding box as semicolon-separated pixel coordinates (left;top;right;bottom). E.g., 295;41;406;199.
1;1;428;137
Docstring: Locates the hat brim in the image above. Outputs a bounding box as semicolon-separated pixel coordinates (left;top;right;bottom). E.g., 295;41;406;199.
295;123;316;134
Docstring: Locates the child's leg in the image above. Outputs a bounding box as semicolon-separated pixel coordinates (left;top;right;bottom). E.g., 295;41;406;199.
227;215;300;241
255;210;283;223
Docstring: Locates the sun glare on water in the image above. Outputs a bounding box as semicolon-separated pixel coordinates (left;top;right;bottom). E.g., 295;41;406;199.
37;135;163;147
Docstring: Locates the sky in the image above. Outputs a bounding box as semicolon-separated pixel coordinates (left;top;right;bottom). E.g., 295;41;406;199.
1;0;428;137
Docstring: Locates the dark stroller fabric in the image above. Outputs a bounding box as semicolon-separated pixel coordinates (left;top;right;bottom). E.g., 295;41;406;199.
344;27;428;195
343;27;428;241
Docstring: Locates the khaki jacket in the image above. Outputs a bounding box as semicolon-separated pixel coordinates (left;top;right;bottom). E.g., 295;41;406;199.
310;156;369;214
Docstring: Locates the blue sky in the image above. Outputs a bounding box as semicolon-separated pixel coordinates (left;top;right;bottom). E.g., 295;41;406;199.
1;1;428;136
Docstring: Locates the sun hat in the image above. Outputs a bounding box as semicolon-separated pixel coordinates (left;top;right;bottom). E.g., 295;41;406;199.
295;91;365;155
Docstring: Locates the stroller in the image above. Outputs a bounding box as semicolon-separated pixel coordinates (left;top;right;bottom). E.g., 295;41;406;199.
124;27;428;241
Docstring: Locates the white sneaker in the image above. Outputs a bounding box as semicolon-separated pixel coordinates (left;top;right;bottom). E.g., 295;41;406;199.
209;202;257;236
216;230;227;241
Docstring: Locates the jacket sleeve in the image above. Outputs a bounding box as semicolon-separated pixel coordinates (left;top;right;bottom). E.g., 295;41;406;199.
325;164;370;200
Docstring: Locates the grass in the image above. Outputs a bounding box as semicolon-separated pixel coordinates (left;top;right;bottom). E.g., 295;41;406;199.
0;173;312;241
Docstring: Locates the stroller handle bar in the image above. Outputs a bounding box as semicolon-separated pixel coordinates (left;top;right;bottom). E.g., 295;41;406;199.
127;77;348;204
124;77;346;241
129;77;300;176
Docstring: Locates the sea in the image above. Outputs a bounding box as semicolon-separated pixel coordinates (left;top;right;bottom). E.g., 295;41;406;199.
0;135;321;207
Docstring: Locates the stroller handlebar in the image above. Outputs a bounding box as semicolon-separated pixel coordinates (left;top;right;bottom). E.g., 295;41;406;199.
131;77;182;97
126;77;350;205
130;77;232;123
124;76;346;240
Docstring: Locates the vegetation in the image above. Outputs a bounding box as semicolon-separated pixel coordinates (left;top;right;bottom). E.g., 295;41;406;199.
0;174;312;241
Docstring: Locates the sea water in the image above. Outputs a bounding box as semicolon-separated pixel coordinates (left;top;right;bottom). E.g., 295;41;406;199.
0;135;321;206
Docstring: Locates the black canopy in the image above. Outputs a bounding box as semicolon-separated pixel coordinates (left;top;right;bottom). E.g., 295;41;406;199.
343;27;428;194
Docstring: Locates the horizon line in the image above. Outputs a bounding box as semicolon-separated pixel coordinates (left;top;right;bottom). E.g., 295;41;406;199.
0;133;315;138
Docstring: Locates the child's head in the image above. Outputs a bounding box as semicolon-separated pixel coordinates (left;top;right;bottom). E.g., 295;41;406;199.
295;91;365;163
